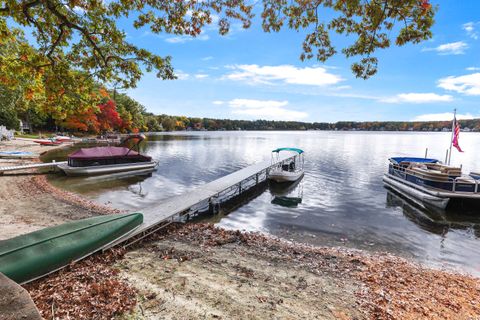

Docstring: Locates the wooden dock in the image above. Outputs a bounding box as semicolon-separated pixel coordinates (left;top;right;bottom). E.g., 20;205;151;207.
0;161;67;174
106;153;296;248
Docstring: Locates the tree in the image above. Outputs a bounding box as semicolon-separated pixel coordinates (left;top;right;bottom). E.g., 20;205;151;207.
0;0;435;85
114;93;146;131
145;115;161;132
62;107;99;132
161;117;176;131
97;100;122;133
0;23;104;122
0;98;19;129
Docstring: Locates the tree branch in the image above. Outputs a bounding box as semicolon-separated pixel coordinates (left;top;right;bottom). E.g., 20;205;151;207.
46;23;66;63
44;0;108;66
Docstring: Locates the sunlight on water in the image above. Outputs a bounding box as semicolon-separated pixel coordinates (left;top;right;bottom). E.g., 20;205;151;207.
45;131;480;275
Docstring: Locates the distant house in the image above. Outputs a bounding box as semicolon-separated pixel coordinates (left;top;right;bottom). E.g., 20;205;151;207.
462;127;472;132
442;127;450;132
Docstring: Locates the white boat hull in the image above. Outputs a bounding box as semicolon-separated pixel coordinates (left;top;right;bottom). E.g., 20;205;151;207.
268;169;304;183
58;161;157;176
383;174;449;209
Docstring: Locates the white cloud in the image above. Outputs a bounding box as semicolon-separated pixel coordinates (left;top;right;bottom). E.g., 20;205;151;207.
212;100;224;105
438;73;480;95
466;67;480;71
165;33;209;43
194;74;209;79
413;113;475;121
175;70;190;80
380;93;453;104
223;64;343;87
201;56;213;61
463;22;479;40
225;98;308;120
422;41;468;55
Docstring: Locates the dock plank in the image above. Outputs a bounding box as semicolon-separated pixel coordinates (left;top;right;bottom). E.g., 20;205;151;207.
0;161;67;173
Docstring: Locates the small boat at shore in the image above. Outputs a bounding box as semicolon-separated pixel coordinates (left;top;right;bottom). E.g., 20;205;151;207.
33;138;63;146
384;157;480;209
0;151;38;159
268;148;305;183
0;212;143;284
58;134;157;176
383;110;480;209
54;135;72;142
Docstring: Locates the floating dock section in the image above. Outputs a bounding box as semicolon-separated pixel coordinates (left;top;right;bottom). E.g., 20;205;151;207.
107;153;296;248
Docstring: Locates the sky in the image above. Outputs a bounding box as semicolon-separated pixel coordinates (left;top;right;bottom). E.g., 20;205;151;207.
120;1;480;123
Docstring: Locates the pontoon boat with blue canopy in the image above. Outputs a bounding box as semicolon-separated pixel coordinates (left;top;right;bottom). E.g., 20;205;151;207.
268;148;305;183
383;156;480;209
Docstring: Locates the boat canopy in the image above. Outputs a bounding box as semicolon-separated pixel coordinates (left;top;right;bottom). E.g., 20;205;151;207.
390;157;439;164
69;147;139;160
272;147;304;154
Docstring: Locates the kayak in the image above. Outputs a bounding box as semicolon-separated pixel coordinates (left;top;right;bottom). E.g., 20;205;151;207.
0;151;38;159
0;213;143;284
33;139;63;146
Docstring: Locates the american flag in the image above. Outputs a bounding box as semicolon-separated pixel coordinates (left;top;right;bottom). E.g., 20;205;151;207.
452;117;463;153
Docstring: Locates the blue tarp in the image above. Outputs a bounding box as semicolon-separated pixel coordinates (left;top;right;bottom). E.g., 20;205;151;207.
390;157;439;164
272;147;304;154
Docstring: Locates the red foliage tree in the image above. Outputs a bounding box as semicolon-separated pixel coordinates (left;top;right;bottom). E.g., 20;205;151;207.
62;107;100;132
97;100;122;133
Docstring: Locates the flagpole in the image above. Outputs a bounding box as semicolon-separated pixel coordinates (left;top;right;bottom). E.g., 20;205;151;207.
448;108;456;165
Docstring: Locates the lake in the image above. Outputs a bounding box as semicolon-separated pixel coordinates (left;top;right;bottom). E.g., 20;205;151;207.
44;131;480;275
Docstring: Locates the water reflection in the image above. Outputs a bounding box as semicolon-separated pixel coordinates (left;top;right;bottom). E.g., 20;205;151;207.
269;179;304;208
385;188;480;238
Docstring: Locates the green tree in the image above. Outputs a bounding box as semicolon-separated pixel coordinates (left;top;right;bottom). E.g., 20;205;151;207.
113;92;146;131
161;117;176;131
146;115;162;132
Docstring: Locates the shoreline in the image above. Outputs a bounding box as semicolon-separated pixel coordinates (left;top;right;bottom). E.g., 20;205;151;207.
1;138;480;319
0;139;117;240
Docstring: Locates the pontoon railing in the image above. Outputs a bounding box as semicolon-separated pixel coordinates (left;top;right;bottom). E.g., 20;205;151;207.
390;162;480;193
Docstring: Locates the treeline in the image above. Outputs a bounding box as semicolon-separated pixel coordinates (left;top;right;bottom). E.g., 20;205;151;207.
145;118;479;132
4;99;480;133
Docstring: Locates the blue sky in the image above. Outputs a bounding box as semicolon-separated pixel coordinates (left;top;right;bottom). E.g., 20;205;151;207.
121;1;480;123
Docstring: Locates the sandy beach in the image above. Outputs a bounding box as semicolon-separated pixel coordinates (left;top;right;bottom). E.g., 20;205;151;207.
0;139;117;240
2;138;480;319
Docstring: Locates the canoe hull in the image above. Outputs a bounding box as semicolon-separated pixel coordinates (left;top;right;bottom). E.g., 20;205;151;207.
0;213;143;284
58;161;157;176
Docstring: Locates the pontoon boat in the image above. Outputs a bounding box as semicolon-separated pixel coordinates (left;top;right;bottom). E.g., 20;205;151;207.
58;134;157;176
383;157;480;209
268;148;304;183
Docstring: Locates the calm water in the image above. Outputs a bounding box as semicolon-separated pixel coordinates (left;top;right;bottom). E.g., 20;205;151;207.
44;131;480;275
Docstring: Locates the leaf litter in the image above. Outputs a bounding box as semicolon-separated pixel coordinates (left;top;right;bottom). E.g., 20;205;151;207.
24;223;480;319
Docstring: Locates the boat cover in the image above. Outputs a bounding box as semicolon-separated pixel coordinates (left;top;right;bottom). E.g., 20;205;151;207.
69;147;139;159
390;157;439;164
272;147;304;154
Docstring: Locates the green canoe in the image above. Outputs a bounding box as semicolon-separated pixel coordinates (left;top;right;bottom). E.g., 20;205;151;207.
0;212;143;284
